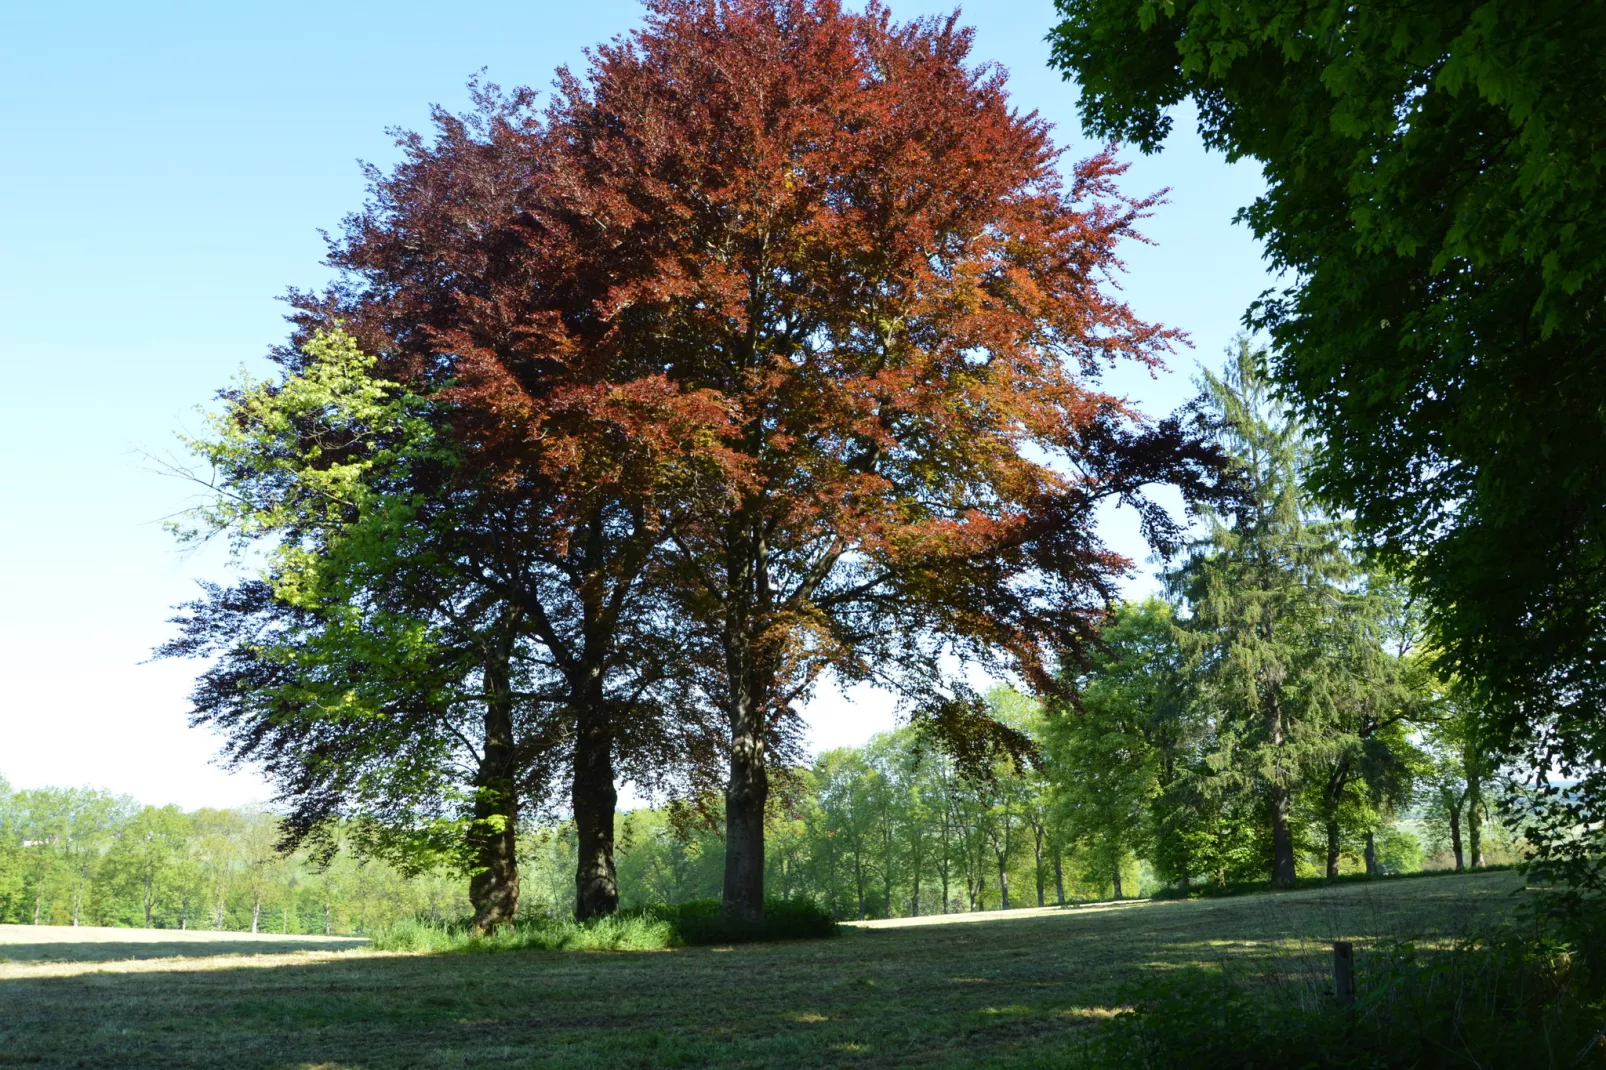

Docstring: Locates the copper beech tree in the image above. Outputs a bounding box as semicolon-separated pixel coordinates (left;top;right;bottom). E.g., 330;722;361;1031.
538;0;1224;923
265;0;1223;926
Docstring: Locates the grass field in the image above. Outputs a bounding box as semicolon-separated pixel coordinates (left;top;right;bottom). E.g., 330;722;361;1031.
0;870;1526;1069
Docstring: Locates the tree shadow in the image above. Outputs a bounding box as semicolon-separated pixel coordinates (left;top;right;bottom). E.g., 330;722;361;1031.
0;932;368;963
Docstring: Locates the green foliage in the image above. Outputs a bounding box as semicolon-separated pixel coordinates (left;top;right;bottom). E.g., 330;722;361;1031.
369;912;677;954
1048;0;1606;905
367;897;835;953
650;898;838;946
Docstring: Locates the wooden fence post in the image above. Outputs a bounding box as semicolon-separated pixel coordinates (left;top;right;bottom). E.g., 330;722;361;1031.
1333;940;1356;1009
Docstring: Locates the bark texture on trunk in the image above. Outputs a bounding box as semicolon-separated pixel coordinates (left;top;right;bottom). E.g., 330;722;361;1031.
1112;862;1123;901
1270;785;1297;887
1363;830;1378;876
572;700;619;922
1466;770;1484;868
723;716;768;926
469;652;520;932
721;519;770;928
1325;817;1342;878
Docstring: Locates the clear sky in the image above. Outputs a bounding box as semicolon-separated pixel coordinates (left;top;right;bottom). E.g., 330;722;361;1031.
0;0;1273;810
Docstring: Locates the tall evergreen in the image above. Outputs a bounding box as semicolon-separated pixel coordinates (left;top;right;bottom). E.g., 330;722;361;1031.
1170;340;1373;886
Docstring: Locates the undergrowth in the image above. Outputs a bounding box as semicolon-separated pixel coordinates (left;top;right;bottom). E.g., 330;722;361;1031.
370;897;836;954
1076;904;1606;1069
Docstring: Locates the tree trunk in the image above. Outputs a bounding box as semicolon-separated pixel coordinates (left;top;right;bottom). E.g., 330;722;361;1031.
1325;817;1341;878
853;852;866;920
323;901;331;936
1112;860;1123;900
722;648;769;928
1448;797;1464;871
572;694;619;921
1268;689;1297;888
997;849;1010;910
721;511;775;928
1053;845;1065;906
1466;770;1484;868
1270;783;1297;887
468;649;520;932
1033;826;1046;908
911;865;921;918
144;873;155;927
1363;830;1378;876
251;896;261;934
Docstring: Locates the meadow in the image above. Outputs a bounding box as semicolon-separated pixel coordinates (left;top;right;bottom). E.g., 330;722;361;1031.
0;870;1526;1069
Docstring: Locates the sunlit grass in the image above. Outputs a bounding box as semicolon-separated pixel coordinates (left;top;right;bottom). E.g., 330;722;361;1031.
0;871;1528;1069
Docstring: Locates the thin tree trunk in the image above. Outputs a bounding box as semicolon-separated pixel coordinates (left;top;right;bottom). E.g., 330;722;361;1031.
1448;797;1464;871
1112;860;1123;900
251;895;261;934
144;873;155;928
1466;770;1484;868
1363;830;1378;876
468;647;520;932
1325;817;1341;878
1033;826;1046;908
1268;691;1297;888
854;852;866;920
1053;844;1065;906
323;901;331;936
572;691;619;921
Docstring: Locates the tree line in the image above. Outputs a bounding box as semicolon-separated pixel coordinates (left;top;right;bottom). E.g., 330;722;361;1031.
0;781;461;934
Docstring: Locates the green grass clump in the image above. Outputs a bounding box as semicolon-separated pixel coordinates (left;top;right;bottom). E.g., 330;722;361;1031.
370;912;676;953
370;897;836;954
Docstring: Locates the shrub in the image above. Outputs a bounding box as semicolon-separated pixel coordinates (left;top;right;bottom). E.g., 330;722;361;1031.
370;912;675;954
370;897;836;954
642;897;838;946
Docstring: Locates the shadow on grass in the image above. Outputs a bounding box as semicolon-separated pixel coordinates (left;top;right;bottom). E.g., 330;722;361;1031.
0;935;369;963
0;871;1530;1070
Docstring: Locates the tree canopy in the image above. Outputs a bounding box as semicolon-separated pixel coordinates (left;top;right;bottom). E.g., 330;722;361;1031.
1048;0;1606;894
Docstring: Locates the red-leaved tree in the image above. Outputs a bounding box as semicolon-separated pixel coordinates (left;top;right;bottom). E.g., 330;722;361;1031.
535;0;1225;923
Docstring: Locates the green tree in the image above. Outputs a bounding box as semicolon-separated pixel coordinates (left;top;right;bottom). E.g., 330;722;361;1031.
101;806;189;927
1047;602;1177;898
1170;340;1370;887
1048;0;1606;896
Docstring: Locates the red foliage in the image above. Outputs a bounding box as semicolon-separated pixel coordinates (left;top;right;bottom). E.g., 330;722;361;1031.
295;0;1224;920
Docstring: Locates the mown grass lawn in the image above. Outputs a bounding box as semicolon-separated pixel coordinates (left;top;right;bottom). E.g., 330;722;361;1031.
0;870;1525;1069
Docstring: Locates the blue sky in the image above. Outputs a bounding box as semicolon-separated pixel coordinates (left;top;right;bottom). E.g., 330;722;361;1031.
0;0;1273;809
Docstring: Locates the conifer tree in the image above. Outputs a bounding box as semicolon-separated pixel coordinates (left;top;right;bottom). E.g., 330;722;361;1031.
1170;340;1370;886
